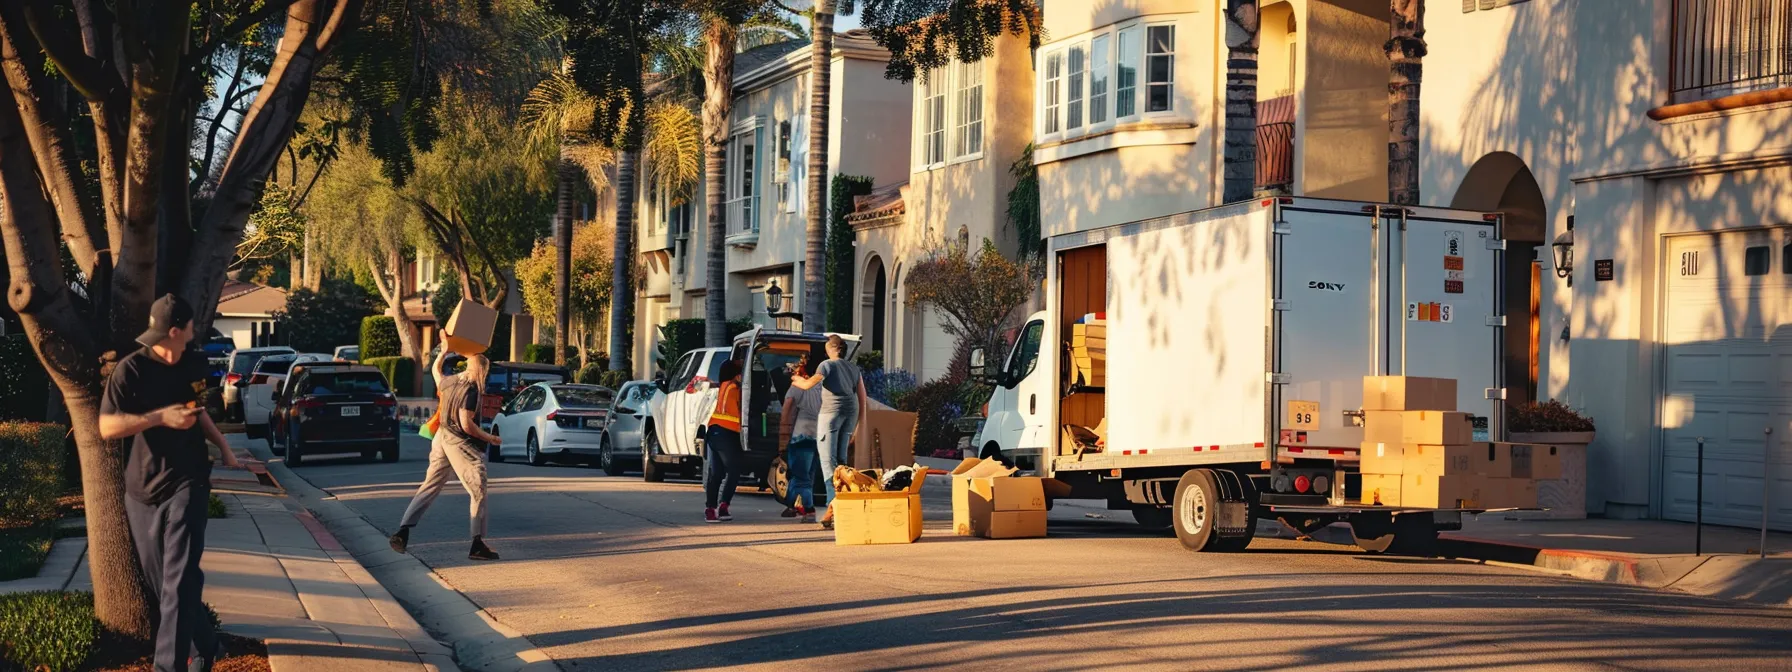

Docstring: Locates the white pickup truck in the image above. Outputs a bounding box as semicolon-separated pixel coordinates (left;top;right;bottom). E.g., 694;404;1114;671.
645;327;860;486
973;197;1511;554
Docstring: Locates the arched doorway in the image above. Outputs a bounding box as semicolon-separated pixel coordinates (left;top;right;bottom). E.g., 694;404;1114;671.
862;256;887;353
1452;152;1546;406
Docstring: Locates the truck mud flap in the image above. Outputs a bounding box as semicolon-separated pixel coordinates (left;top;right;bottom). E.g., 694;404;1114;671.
1209;470;1254;539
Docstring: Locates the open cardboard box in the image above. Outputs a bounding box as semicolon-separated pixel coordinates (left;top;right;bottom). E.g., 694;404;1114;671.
949;458;1048;539
832;467;929;545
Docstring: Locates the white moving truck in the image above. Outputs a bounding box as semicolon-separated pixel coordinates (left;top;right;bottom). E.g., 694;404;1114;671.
972;197;1510;553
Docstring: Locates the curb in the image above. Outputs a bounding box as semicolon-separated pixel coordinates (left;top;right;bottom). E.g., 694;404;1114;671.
248;441;560;672
287;507;460;672
1438;533;1792;607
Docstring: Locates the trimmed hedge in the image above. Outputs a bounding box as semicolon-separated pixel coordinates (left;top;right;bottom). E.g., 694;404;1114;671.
574;363;604;384
364;356;417;397
359;316;401;359
0;334;50;422
0;591;97;672
0;422;67;526
854;349;884;373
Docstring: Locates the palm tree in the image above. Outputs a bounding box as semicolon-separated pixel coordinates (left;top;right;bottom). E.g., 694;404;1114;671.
523;71;619;366
1387;0;1426;205
702;16;741;347
1222;1;1260;204
801;0;846;329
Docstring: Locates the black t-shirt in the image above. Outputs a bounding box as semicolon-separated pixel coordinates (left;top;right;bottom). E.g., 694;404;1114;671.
439;374;482;444
101;347;211;505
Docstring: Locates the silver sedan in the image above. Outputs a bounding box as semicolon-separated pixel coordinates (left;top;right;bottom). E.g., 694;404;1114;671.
597;381;656;476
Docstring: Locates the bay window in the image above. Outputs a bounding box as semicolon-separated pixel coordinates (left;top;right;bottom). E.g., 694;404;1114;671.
1039;17;1182;142
1089;34;1111;125
1116;27;1139;119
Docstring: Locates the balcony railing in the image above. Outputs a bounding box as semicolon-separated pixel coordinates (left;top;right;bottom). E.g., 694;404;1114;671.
1255;121;1295;190
1672;0;1792;102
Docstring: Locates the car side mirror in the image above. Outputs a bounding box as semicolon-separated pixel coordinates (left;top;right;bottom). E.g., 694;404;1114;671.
969;348;987;382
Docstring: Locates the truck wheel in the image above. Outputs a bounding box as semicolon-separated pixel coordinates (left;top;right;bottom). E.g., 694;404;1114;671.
642;427;666;483
1131;505;1173;533
1172;469;1221;552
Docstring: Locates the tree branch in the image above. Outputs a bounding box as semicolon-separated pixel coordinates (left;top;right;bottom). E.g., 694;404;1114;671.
186;0;301;70
0;8;105;278
19;0;124;102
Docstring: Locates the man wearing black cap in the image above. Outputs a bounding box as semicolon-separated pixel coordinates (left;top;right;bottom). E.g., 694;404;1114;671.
100;294;242;672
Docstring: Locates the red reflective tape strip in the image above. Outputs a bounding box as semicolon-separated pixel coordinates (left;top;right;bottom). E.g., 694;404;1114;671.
1139;449;1149;454
1329;449;1345;455
1123;450;1133;455
1253;442;1265;448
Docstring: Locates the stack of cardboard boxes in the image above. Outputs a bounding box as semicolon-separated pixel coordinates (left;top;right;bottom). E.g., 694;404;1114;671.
1070;314;1106;387
1358;376;1553;509
950;458;1048;539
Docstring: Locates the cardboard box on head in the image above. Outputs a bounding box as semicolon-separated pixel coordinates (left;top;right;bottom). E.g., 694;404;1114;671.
443;300;499;355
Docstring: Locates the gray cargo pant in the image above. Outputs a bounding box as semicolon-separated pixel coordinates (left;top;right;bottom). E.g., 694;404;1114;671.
398;433;489;538
125;484;217;672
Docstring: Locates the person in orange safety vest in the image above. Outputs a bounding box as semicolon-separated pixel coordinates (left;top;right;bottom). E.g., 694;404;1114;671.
703;359;745;523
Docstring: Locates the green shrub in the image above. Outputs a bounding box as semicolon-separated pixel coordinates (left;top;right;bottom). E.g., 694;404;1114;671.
0;591;97;672
273;278;378;353
207;494;227;519
0;422;67;526
0;525;55;582
364;356;417;397
596;369;632;390
855;349;884;373
0;334;50;422
896;379;967;456
574;363;604;384
523;344;574;364
359;316;401;359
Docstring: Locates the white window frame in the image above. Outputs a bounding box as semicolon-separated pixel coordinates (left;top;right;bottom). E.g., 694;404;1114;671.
725;116;763;235
951;59;984;162
1088;32;1112;130
917;66;949;169
1115;23;1142;122
1065;42;1087;132
1143;21;1177;116
774;117;792;209
1039;50;1063;141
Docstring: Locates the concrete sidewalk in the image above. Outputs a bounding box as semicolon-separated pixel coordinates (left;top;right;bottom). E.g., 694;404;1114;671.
54;449;461;671
1440;516;1792;607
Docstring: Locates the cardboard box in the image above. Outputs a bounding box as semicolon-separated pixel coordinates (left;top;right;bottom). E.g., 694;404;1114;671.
1072;322;1106;339
1471;442;1508;478
1361;473;1403;506
970;476;1046;512
1402;411;1473;445
442;300;499;355
1401;473;1487;509
950;458;1013;536
833;470;928;545
1531;444;1563;480
1501;443;1536;480
1483;478;1538;509
1358;441;1406;476
1404;444;1477;477
850;409;917;470
1362;376;1458;411
1362;411;1407;445
977;510;1047;539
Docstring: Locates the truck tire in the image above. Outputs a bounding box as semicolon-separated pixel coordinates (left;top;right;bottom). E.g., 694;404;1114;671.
1172;469;1221;552
642;427;666;483
1131;505;1173;533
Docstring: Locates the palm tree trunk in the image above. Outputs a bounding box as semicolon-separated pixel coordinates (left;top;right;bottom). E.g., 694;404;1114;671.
610;149;637;371
703;19;738;347
1387;0;1426;206
803;2;835;330
555;156;577;365
1222;0;1260;204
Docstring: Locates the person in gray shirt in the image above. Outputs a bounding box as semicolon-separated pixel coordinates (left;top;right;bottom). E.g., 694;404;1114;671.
790;335;869;528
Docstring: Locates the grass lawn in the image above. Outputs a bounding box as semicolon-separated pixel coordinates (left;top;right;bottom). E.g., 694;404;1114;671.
0;525;56;581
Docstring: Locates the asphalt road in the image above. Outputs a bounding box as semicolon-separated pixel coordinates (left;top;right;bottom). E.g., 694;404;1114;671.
273;433;1792;671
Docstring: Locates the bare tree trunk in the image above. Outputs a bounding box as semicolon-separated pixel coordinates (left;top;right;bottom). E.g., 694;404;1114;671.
703;19;737;347
555;157;576;366
1387;0;1426;206
610;149;636;371
803;2;834;330
1222;0;1260;204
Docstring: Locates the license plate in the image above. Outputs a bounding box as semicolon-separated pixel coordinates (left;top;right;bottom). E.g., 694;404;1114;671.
584;418;601;429
340;406;360;417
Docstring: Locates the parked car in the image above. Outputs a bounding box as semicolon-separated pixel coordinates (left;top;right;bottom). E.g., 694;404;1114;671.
241;352;333;438
597;381;656;476
644;347;729;482
222;346;295;421
269;363;400;466
202;336;238;359
441;354;572;426
332;345;360;362
488;383;614;466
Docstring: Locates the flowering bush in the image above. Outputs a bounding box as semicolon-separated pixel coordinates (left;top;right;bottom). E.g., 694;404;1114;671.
865;368;917;408
1509;400;1595;433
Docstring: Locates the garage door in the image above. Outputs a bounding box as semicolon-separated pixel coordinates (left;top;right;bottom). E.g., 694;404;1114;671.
1660;229;1792;531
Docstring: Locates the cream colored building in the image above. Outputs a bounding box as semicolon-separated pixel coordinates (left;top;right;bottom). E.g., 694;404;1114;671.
633;32;913;372
1025;0;1792;529
849;33;1038;381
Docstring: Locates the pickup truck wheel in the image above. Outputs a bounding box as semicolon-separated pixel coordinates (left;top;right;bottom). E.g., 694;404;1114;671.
1172;469;1221;551
487;428;504;463
642;427;665;483
1131;505;1173;533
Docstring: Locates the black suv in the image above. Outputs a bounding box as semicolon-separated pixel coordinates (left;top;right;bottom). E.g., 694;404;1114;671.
271;363;400;467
